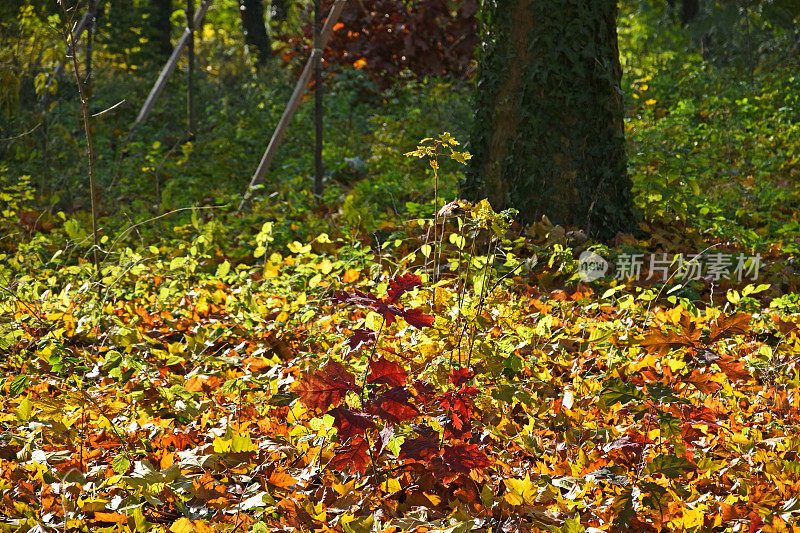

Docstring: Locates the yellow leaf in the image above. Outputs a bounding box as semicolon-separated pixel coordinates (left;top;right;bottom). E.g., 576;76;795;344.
645;98;657;106
504;474;536;506
170;518;195;533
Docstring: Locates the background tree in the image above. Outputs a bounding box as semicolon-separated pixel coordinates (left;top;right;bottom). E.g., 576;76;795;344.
148;0;174;58
239;0;272;65
463;0;636;239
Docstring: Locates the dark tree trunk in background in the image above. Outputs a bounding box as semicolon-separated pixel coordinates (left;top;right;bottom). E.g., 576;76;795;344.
150;0;173;57
463;0;636;239
239;0;272;65
667;0;700;25
272;0;288;22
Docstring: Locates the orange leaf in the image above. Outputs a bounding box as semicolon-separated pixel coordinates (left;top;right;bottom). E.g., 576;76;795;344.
342;268;361;283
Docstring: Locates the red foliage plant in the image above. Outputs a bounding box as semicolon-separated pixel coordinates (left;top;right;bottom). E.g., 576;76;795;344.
278;0;479;85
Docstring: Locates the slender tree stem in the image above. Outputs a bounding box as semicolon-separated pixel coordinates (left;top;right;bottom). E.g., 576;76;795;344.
313;0;324;198
63;1;100;273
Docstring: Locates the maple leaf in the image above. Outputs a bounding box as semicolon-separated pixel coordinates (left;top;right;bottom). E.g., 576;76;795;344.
294;361;360;411
686;369;724;394
344;328;378;353
366;386;419;423
413;379;437;404
449;367;472;387
401;307;435;329
708;313;752;343
329;435;370;473
328;407;375;440
367;356;407;387
385;273;423;304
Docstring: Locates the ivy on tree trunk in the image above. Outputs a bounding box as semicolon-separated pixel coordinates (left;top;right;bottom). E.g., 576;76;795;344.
463;0;637;240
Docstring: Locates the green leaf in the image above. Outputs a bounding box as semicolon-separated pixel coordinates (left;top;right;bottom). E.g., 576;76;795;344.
600;379;644;407
169;256;186;270
9;375;28;396
646;453;695;479
216;260;231;278
112;454;131;474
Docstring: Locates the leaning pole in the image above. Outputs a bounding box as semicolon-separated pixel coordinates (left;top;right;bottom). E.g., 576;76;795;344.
238;0;347;213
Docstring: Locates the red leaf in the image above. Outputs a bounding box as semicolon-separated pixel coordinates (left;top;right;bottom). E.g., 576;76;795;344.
402;307;434;329
344;328;378;353
399;436;439;461
329;436;370;473
709;313;752;343
367;386;419;423
333;290;403;325
328;407;375;440
449;367;472;387
413;379;437;404
440;444;491;474
385;273;422;304
367;357;407;387
294;361;360;411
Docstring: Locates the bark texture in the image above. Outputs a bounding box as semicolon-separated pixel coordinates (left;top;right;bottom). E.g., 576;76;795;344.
464;0;636;239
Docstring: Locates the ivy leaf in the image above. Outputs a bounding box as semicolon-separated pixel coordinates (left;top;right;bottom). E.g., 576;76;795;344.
329;435;370;473
294;361;360;411
367;357;407;387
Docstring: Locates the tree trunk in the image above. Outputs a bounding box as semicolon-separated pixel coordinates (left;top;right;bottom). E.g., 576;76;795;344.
239;0;272;65
150;0;173;58
463;0;636;239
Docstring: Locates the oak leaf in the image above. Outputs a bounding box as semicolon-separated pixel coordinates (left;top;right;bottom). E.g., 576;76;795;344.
367;357;407;387
329;435;370;473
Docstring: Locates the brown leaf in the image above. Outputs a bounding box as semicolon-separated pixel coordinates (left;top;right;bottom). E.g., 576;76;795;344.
715;354;750;381
709;313;752;343
640;328;698;356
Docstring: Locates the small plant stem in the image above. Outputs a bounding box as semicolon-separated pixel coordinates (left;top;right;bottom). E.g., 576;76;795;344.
63;3;100;274
186;0;195;134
